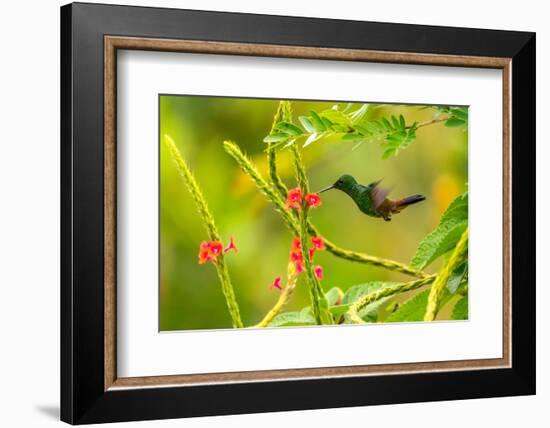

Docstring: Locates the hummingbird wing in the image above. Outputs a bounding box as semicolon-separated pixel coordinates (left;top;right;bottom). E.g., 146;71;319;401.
370;180;392;210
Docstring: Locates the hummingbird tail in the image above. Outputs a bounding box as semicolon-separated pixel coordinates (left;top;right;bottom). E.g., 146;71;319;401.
395;194;426;209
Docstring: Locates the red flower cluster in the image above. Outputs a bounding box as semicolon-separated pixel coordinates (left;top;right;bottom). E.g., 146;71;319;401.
286;187;322;209
271;235;326;291
198;237;238;264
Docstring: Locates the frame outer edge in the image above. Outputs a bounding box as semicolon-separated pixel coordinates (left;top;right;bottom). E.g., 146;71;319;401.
510;33;536;392
62;3;536;423
60;3;75;424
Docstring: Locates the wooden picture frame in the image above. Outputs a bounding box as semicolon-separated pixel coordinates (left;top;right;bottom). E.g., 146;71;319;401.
61;2;535;424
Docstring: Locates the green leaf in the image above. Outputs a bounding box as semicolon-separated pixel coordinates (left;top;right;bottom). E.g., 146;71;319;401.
447;261;468;294
445;117;467;128
321;116;334;130
411;192;468;270
320;309;334;325
391;115;400;129
342;132;363;141
399;114;406;129
309;111;326;131
451;296;468;320
325;287;344;306
411;218;467;270
450;107;468;121
275;121;303;136
349;104;369;122
298;116;316;133
263;133;291;143
381;117;393;131
328;304;351;317
320;109;352;126
382;147;397;159
386;289;430;322
441;194;468;223
343;282;398;322
269;311;316;327
303;133;321;147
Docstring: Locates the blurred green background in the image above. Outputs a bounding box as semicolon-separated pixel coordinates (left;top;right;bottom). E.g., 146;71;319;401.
159;95;468;331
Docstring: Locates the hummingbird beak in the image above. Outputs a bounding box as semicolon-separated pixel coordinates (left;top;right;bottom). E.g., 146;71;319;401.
317;184;335;194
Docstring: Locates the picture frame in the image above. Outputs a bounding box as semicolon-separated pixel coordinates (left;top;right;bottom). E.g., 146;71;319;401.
60;2;535;424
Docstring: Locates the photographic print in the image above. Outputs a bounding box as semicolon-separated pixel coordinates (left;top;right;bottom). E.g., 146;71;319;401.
160;96;468;331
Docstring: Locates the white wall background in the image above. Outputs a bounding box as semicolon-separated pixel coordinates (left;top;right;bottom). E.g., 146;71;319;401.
0;0;545;426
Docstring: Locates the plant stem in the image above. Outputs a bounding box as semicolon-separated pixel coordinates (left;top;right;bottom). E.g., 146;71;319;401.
410;116;450;130
164;134;243;328
291;144;325;324
255;264;298;328
267;101;291;199
424;227;468;321
307;223;428;278
347;275;436;324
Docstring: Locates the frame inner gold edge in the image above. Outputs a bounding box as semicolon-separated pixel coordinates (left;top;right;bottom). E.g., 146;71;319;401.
104;35;513;391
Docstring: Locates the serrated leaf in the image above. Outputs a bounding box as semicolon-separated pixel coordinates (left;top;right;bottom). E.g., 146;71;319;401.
411;192;468;269
386;289;430;322
411;218;467;270
441;193;468;223
269;311;316;327
325;287;344;306
451;296;468;320
298;116;316;133
343;282;398;322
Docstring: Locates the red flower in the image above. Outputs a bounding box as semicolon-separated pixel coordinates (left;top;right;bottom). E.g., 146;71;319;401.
198;240;224;264
209;241;223;256
198;241;212;264
294;258;305;274
311;236;325;251
271;276;282;290
224;236;238;254
304;193;322;208
289;237;305;273
308;236;326;260
314;265;324;280
286;187;303;209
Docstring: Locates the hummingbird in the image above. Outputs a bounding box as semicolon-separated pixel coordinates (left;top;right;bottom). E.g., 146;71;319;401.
318;174;426;221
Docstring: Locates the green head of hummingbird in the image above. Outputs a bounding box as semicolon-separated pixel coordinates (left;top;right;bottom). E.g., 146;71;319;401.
318;174;426;221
